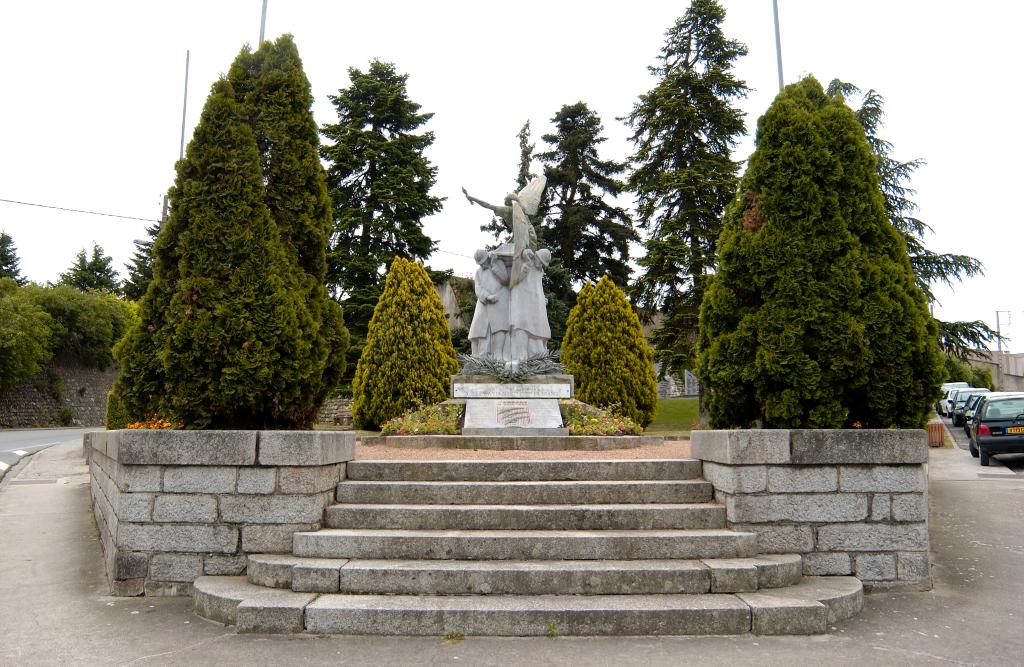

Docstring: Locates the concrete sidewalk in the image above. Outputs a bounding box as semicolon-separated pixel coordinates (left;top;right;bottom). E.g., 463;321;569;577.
1;441;1021;666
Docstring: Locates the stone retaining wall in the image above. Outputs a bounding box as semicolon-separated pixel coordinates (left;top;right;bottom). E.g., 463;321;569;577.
0;363;118;427
691;429;930;591
85;430;355;596
316;397;353;428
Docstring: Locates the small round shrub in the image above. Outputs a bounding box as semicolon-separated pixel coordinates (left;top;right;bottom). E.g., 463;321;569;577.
352;257;459;429
561;276;658;426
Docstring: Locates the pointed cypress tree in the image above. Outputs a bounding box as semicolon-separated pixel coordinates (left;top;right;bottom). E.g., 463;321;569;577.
115;77;325;428
321;60;442;382
123;222;160;301
827;79;994;359
626;0;748;379
352;257;458;430
228;34;349;404
0;231;27;286
562;276;658;426
697;77;943;429
58;243;121;295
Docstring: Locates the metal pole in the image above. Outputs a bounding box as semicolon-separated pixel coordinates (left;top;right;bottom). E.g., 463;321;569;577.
259;0;268;44
163;50;190;229
179;51;190;161
996;310;1010;390
772;0;784;91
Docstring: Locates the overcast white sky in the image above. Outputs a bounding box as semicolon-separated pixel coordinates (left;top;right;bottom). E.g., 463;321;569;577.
1;1;1021;349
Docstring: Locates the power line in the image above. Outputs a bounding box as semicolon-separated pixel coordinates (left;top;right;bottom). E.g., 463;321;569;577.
0;195;476;260
0;197;160;223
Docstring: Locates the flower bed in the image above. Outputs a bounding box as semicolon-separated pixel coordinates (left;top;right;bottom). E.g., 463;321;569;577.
560;399;642;436
380;403;461;436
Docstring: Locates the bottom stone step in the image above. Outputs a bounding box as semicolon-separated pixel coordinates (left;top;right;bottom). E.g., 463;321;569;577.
193;575;862;636
246;553;804;595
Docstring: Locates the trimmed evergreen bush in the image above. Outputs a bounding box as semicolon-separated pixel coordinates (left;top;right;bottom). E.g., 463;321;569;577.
696;76;942;429
228;35;349;407
115;78;318;428
113;38;348;429
352;257;459;430
105;390;132;430
561;276;659;426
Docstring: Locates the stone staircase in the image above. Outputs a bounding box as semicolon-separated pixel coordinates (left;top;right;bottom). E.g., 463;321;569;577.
193;459;863;635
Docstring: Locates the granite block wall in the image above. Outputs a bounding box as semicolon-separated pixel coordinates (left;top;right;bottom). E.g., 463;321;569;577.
86;429;355;596
691;429;931;591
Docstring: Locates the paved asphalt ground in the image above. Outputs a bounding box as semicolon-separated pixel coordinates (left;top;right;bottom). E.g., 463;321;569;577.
0;428;95;483
1;426;1022;666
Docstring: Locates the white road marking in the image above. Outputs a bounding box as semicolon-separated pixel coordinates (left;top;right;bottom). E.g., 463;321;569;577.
0;462;9;471
13;450;28;456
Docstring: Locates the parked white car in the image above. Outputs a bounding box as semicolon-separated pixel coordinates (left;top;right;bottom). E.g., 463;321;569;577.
944;388;972;417
937;382;969;415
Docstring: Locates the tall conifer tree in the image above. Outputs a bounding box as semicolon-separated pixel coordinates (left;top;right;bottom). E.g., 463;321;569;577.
538;102;637;290
123;222;160;301
116;39;348;428
625;0;748;379
0;231;27;285
828;79;995;359
229;34;349;402
321;60;442;379
697;77;942;429
58;243;121;295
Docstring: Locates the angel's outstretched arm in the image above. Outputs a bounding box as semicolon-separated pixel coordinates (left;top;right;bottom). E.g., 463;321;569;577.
462;187;501;213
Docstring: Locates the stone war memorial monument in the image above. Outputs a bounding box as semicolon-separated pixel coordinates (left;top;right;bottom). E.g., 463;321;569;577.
83;34;927;635
458;175;573;435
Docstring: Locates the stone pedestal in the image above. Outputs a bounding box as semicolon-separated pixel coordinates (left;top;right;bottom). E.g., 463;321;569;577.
452;375;573;436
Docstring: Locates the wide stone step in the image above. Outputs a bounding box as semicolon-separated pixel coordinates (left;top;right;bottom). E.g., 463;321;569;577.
291;528;758;561
324;502;725;530
334;479;713;505
247;553;803;595
193;575;863;635
346;459;703;482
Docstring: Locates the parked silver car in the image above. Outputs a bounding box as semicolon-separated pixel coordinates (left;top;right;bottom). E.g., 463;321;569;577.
951;388;990;427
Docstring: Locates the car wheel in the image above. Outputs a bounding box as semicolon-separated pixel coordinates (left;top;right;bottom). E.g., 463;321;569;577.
969;439;979;458
980;449;991;466
952;415;961;427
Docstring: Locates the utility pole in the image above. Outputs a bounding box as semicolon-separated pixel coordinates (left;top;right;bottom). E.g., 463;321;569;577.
996;310;1011;390
259;0;268;44
162;50;190;226
772;0;784;91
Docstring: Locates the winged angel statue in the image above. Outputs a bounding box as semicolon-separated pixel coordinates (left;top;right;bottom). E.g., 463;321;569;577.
462;176;550;362
463;175;545;285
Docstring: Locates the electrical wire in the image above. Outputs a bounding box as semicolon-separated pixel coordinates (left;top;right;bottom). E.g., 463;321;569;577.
0;197;160;223
0;196;476;260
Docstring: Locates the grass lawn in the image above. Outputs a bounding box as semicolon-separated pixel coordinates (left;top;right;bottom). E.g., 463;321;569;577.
644;397;699;436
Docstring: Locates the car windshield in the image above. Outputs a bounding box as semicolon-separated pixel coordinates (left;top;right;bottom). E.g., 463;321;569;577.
955;390;988;406
983;399;1024;420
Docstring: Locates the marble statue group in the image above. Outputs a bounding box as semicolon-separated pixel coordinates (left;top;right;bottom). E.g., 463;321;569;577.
463;175;552;363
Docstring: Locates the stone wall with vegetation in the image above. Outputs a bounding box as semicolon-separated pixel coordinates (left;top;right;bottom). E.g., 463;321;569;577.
692;429;930;591
85;429;354;596
316;397;353;428
0;363;118;427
